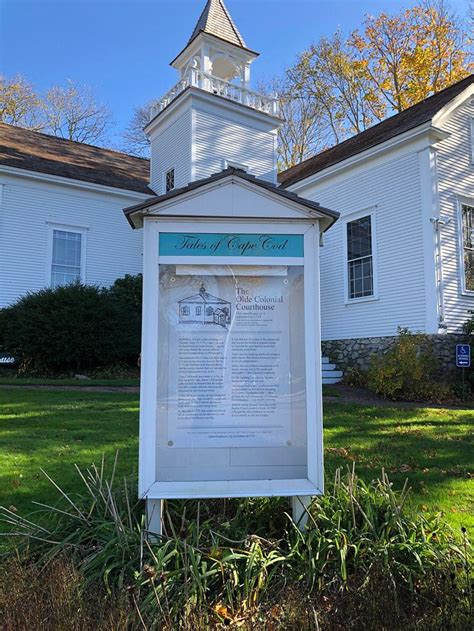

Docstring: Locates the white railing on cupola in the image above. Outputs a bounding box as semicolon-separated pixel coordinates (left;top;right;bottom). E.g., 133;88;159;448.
149;69;280;121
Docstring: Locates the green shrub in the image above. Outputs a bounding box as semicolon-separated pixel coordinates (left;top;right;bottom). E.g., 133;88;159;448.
0;283;122;372
343;366;368;388
462;311;474;334
367;328;450;401
107;274;142;363
0;275;143;373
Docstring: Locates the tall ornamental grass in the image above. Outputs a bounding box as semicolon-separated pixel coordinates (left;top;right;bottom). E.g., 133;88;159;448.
1;457;471;629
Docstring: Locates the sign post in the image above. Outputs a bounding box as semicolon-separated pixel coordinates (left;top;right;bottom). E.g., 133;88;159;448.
126;174;338;537
456;344;471;401
455;344;471;368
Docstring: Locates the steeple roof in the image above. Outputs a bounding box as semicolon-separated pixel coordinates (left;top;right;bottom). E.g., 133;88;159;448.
188;0;246;48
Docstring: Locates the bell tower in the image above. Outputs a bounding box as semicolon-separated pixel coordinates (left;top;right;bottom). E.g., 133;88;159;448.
145;0;281;195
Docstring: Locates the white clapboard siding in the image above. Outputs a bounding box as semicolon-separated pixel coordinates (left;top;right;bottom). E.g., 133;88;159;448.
150;110;192;195
436;99;474;332
0;174;144;308
292;150;426;340
193;109;276;183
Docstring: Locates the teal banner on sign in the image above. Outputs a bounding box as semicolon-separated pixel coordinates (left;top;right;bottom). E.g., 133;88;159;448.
159;233;304;258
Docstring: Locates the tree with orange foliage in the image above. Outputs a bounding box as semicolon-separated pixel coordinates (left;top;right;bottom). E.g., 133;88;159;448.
280;0;471;169
350;0;471;114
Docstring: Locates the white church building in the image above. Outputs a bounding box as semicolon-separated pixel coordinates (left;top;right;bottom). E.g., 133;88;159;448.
0;0;472;377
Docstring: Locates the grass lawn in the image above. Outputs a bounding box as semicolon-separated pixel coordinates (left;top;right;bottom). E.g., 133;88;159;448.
0;377;139;387
0;389;472;534
0;377;339;396
0;389;139;523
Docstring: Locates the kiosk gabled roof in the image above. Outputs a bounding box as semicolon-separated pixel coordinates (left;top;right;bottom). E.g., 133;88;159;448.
123;167;339;230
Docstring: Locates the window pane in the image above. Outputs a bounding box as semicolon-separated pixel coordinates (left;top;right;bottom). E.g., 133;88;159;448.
464;250;474;292
51;230;82;287
349;256;373;299
165;168;175;193
462;205;473;249
461;205;474;291
347;215;372;260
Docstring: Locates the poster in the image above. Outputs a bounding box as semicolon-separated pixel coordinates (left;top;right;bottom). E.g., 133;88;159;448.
162;270;295;449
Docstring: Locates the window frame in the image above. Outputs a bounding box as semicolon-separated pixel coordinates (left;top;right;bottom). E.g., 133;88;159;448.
342;206;379;304
457;195;474;296
46;223;87;288
470;117;474;165
164;166;176;193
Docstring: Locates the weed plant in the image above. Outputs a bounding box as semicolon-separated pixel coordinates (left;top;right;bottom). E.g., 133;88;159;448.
0;456;471;629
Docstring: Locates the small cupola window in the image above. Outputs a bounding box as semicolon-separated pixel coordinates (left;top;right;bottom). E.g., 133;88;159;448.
165;167;175;193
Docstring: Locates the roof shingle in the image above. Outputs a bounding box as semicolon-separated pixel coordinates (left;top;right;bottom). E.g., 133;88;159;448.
188;0;246;48
0;122;152;194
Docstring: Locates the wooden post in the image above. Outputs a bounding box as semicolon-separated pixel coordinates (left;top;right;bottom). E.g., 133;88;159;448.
146;498;164;538
292;496;311;531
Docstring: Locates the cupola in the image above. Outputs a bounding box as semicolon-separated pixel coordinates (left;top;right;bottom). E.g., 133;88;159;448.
171;0;258;87
145;0;281;195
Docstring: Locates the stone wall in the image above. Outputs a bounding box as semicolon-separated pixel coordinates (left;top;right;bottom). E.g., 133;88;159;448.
322;333;472;378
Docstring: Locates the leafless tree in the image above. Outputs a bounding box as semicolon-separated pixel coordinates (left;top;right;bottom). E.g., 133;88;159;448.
121;102;153;157
42;79;113;144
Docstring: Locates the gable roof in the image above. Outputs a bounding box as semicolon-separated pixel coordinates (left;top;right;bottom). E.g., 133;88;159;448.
179;290;229;305
0;122;152;195
123;166;339;229
279;74;474;188
188;0;246;49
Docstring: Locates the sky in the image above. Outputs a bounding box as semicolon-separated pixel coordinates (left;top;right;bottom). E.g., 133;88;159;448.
0;0;471;147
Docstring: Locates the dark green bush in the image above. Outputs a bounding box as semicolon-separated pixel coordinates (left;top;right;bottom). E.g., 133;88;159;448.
1;284;116;372
367;328;451;402
462;311;474;334
107;274;142;363
0;276;143;373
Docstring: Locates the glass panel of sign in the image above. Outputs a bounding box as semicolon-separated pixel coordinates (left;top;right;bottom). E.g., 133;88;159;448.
155;264;307;483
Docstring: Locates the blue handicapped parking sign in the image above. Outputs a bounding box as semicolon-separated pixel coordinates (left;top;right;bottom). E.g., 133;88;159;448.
456;344;471;368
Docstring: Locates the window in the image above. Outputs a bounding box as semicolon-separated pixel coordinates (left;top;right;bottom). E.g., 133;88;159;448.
165;167;175;193
51;229;83;287
461;204;474;292
180;306;190;316
346;214;374;300
195;306;202;315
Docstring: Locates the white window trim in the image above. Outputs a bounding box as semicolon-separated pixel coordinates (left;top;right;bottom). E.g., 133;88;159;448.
342;206;379;305
163;166;176;194
46;223;88;287
457;194;474;297
470;117;474;165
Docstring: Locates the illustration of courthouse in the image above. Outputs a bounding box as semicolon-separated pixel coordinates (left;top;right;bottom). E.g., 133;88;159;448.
0;0;472;380
179;285;231;327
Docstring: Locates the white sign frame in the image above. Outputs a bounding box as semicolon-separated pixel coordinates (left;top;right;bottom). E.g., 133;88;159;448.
139;219;324;500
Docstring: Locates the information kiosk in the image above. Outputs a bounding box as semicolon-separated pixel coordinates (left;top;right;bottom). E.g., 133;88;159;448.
124;169;338;533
